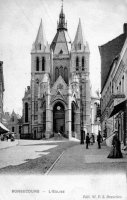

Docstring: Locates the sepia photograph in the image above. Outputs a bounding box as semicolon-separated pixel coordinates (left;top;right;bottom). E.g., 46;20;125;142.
0;0;127;199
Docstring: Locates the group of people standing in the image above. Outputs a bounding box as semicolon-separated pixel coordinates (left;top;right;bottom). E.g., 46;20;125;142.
85;131;102;149
85;130;123;159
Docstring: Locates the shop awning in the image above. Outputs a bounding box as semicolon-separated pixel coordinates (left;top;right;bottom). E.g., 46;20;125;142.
0;122;9;134
109;100;127;118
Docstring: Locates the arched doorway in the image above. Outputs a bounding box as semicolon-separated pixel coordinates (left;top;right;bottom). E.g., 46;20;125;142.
53;102;65;134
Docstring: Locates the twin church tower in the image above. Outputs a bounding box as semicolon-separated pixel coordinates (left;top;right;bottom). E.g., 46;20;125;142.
22;4;91;140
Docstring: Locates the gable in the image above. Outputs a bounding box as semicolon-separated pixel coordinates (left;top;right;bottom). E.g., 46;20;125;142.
51;90;67;105
52;75;67;91
51;31;69;55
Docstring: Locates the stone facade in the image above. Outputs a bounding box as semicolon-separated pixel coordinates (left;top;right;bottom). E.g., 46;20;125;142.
22;6;91;140
3;111;22;139
99;23;127;145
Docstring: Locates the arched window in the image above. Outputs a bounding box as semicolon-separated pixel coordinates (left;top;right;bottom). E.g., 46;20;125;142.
60;66;64;78
64;67;68;83
36;57;39;71
25;102;28;123
76;57;79;70
55;67;59;81
42;57;45;71
82;56;85;70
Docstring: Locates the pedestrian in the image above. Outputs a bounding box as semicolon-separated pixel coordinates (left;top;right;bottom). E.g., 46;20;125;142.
86;133;90;149
107;131;123;158
90;133;95;145
97;131;102;149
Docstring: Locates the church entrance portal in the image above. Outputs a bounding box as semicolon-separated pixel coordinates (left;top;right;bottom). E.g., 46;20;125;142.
53;102;65;135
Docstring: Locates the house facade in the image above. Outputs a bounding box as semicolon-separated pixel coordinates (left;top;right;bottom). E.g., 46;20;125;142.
99;23;127;145
0;61;4;123
3;111;22;139
22;5;91;140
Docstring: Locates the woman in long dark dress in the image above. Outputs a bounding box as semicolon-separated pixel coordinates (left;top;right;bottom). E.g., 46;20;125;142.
107;131;123;158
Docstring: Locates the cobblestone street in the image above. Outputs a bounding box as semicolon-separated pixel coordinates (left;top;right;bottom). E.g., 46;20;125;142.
0;139;78;174
0;139;127;175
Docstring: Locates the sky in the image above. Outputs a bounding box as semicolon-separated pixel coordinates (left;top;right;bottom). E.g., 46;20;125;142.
0;0;127;115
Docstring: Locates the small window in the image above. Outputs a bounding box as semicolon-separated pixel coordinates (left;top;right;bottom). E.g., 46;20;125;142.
82;57;85;70
12;127;15;132
39;43;41;50
36;57;39;71
76;57;79;70
59;49;63;54
42;57;45;71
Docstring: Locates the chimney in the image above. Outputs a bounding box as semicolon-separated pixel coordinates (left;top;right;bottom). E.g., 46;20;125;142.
123;23;127;35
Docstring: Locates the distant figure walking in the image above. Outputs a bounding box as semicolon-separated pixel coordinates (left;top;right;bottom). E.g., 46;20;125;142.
97;131;102;149
107;131;123;159
90;133;95;145
86;133;90;149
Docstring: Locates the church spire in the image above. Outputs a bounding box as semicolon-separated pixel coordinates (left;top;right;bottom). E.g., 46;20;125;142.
33;19;47;51
72;18;86;51
57;0;67;31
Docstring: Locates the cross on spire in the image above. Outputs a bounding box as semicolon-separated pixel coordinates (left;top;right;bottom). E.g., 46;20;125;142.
61;0;63;8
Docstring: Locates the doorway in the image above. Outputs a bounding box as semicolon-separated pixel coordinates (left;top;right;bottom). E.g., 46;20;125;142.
53;102;65;135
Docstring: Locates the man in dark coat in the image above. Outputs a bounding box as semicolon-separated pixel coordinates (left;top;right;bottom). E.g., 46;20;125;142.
97;131;102;149
86;133;90;149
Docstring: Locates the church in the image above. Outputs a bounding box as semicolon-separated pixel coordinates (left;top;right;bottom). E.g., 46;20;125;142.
22;4;91;140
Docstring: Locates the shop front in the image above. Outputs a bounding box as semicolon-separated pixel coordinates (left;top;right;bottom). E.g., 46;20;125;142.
109;100;127;145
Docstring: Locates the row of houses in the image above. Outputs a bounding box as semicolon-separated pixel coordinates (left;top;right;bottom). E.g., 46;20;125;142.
0;60;22;138
100;23;127;146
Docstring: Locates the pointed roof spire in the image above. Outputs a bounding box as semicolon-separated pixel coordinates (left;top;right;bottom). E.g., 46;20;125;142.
57;0;67;31
32;19;47;51
72;18;86;51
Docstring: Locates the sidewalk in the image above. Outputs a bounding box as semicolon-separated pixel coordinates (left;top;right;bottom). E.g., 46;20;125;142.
48;142;127;175
0;139;18;150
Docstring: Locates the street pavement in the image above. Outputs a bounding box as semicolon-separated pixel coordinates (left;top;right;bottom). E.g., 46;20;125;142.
0;139;18;150
0;139;127;175
48;142;127;175
0;138;78;174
